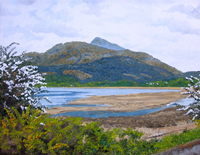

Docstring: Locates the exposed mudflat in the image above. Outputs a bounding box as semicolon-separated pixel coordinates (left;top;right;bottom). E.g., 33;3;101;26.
46;89;197;139
81;106;192;128
80;107;195;140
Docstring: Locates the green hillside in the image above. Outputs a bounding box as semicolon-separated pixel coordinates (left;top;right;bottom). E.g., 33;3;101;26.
25;38;182;84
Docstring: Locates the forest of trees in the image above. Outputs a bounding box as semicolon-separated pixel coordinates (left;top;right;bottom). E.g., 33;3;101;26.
44;74;190;87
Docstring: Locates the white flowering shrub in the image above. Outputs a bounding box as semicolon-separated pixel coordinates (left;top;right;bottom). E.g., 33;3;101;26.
176;76;200;121
0;43;47;116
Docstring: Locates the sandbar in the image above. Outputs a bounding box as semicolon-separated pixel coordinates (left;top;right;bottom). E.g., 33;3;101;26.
46;87;185;115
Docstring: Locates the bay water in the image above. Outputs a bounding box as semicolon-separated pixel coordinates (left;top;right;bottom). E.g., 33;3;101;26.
38;88;182;118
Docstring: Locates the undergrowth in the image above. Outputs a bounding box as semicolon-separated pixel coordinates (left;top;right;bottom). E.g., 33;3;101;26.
0;106;200;155
0;106;143;155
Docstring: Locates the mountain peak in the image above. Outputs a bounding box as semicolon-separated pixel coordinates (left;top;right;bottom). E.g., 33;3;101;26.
91;37;125;51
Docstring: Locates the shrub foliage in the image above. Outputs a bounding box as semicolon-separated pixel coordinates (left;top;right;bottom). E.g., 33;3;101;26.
0;106;144;155
1;106;200;155
0;43;46;116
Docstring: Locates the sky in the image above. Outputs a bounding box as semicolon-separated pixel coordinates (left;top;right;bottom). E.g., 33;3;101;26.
0;0;200;72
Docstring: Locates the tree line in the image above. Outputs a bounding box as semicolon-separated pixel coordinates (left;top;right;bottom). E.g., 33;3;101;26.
44;74;190;87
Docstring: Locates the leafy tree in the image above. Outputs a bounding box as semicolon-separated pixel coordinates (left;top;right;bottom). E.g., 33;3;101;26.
0;43;47;116
175;76;200;120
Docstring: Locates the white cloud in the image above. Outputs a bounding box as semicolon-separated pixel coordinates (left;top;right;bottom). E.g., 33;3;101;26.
153;18;200;35
82;0;105;16
0;0;200;72
168;4;200;19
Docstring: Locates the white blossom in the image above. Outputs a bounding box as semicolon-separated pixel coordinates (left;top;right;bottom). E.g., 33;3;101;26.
175;75;200;121
177;106;190;111
0;43;48;115
184;109;194;115
3;102;10;109
40;122;45;126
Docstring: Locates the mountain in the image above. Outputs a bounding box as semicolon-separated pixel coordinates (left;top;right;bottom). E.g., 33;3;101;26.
91;37;125;50
25;37;182;83
168;71;200;80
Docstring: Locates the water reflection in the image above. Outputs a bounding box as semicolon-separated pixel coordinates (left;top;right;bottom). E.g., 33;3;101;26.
39;88;180;107
52;105;175;118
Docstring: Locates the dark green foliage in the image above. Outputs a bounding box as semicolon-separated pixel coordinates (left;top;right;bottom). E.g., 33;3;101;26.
43;74;190;87
44;75;79;87
142;78;190;87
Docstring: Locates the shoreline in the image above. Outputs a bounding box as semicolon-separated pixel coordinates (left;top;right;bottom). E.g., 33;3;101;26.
46;89;185;115
46;86;182;90
45;87;195;140
80;106;195;139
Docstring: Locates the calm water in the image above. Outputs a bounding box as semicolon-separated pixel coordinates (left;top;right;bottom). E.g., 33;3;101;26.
39;88;179;107
52;105;175;118
40;88;179;118
39;87;180;118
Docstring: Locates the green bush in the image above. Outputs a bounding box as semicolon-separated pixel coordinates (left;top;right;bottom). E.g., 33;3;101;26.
0;106;144;155
1;106;200;154
153;127;200;153
0;106;85;154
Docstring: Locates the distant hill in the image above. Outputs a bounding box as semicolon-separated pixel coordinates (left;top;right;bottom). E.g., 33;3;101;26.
91;37;125;50
168;71;200;80
25;37;182;83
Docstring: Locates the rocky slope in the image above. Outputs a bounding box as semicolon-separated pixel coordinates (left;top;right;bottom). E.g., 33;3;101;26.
91;37;125;50
25;37;182;83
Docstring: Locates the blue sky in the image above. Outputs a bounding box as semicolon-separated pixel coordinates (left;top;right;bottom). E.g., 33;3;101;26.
0;0;200;72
